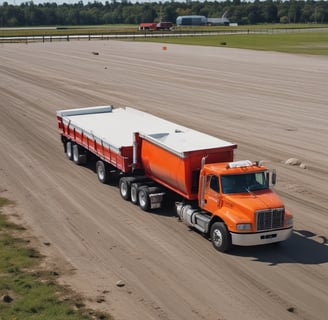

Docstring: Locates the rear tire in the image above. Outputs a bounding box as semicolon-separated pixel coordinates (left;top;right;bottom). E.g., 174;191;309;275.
96;160;109;184
130;183;139;204
66;141;73;160
138;187;151;211
73;144;87;165
210;222;232;253
119;177;131;201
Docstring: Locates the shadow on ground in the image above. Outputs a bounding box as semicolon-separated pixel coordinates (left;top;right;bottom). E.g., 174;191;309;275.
231;229;328;265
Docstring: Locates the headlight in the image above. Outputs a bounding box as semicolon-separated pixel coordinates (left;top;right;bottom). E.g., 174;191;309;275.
285;217;293;227
236;223;252;231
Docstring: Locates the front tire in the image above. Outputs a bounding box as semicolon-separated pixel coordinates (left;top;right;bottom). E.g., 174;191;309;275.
210;222;232;253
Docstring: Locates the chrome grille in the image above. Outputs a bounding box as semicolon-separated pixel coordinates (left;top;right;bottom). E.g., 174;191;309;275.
256;208;284;231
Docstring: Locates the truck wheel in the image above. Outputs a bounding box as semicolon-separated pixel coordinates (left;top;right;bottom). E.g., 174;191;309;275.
130;183;139;205
66;141;73;160
73;144;87;165
210;222;232;253
96;160;109;184
119;177;131;201
138;187;150;211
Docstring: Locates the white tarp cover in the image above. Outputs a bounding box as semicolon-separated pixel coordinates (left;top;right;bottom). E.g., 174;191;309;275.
57;106;236;155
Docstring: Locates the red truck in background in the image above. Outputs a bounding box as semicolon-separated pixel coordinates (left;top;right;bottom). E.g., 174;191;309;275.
138;22;174;31
56;106;293;252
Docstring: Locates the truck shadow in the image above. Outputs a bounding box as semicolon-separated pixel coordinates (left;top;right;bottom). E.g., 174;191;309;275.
82;158;178;217
151;206;178;217
230;229;328;265
84;158;122;186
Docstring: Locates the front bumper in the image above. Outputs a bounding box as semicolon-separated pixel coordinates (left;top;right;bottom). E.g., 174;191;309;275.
231;227;293;246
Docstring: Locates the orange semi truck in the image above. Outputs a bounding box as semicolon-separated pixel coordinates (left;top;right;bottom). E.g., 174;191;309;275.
56;106;293;252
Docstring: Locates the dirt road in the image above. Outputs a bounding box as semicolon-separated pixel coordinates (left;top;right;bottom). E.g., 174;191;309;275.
1;40;327;320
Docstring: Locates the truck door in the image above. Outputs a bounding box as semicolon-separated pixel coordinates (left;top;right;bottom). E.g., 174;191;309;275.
203;175;222;212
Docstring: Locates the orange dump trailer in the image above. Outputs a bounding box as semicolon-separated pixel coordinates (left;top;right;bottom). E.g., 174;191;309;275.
136;132;235;200
56;106;293;252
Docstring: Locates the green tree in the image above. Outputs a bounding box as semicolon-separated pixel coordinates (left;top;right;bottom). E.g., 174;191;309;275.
262;0;278;23
0;1;328;28
288;0;301;23
162;4;177;22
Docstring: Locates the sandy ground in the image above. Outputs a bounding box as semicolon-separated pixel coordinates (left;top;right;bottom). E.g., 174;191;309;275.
0;40;327;320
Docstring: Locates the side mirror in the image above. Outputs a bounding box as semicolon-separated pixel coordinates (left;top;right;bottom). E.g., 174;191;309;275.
271;169;277;185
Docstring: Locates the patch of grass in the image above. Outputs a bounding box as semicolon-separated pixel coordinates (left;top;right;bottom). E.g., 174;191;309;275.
0;197;12;208
217;31;328;55
135;31;328;55
0;197;111;320
175;23;328;31
0;25;138;37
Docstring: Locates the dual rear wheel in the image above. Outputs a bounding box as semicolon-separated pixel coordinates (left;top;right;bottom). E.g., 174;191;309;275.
65;141;110;184
66;141;86;165
66;141;73;160
119;178;152;211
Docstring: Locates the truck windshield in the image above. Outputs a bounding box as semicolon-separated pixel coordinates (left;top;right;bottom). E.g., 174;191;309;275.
221;172;268;194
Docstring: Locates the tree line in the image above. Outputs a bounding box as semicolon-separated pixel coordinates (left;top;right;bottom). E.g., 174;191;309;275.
1;0;327;28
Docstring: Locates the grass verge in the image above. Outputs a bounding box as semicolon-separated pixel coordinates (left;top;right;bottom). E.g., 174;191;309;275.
0;197;110;320
134;31;328;55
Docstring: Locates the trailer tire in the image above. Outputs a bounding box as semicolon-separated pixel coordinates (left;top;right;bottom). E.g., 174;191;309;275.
210;222;232;253
130;183;139;204
66;141;73;160
138;187;151;211
96;160;109;184
119;177;131;201
73;144;87;165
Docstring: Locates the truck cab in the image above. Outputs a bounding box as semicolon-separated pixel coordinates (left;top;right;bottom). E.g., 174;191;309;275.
177;160;293;252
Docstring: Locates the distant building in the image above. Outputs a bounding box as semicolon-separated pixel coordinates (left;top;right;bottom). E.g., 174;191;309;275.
176;15;207;26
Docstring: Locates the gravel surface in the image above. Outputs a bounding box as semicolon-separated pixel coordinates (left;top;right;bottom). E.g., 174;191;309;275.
1;40;327;320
